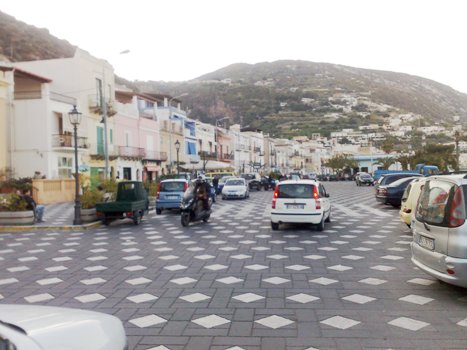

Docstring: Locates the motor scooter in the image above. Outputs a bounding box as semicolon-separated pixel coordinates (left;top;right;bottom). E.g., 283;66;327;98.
180;184;212;227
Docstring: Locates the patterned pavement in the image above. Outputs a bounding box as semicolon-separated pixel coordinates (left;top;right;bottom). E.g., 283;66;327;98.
0;182;466;350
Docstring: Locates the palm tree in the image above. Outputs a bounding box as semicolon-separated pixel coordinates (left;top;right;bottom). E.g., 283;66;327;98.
373;157;395;170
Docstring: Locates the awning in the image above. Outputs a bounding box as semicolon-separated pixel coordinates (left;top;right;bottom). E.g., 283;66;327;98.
145;166;160;172
182;160;234;171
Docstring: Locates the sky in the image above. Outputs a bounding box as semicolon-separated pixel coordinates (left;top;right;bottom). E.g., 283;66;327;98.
2;0;467;93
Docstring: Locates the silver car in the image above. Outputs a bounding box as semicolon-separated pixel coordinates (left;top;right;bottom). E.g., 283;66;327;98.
0;305;127;350
411;174;467;287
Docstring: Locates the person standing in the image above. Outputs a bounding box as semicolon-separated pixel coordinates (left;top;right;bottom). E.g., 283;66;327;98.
212;176;220;194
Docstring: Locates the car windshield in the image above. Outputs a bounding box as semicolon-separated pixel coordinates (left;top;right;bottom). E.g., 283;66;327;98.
219;176;234;184
278;184;314;198
361;174;372;179
388;177;417;188
241;174;254;180
226;179;244;186
160;181;186;192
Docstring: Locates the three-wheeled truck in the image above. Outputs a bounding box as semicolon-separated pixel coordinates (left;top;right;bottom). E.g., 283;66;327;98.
96;181;149;226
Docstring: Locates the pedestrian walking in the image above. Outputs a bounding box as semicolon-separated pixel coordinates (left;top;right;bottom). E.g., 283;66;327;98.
212;175;219;194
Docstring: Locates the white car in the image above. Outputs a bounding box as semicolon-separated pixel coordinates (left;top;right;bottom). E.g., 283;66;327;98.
0;305;127;350
270;179;331;231
221;178;249;199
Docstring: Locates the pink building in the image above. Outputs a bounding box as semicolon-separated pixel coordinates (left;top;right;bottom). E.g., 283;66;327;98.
114;91;163;182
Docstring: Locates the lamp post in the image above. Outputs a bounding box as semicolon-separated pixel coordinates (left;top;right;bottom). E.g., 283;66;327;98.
69;105;82;226
175;140;181;175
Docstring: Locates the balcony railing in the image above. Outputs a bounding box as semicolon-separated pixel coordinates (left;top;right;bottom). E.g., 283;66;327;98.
52;134;88;149
144;150;167;161
199;151;218;161
118;146;145;158
89;143;118;158
14;91;42;100
188;154;200;163
220;153;234;161
88;94;117;116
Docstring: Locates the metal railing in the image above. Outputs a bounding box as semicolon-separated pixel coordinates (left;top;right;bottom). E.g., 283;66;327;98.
221;153;234;160
51;134;88;148
118;146;145;158
144;150;167;161
199;151;218;160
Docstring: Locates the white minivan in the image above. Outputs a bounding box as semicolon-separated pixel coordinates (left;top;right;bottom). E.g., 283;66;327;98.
411;174;467;288
270;179;331;231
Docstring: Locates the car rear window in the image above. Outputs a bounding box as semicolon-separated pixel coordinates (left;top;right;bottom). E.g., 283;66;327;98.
160;182;186;192
278;184;314;198
416;180;454;225
226;179;244;186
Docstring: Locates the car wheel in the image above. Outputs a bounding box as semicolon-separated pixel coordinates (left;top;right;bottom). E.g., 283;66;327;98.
325;209;331;223
133;211;142;225
271;221;279;230
203;214;210;222
181;212;190;227
316;217;325;231
156;208;162;215
222;196;226;200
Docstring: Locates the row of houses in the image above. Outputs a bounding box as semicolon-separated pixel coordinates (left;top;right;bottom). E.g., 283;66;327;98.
0;48;344;185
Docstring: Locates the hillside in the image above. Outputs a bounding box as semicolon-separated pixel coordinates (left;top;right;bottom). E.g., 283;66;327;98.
0;11;75;62
128;60;467;138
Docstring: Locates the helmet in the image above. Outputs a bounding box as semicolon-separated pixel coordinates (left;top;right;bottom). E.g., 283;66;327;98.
197;175;206;181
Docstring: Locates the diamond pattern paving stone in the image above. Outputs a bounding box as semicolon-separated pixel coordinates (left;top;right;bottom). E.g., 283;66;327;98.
388;317;430;331
232;293;265;303
399;294;434;305
24;293;54;303
263;277;290;285
127;293;158;303
0;278;18;285
457;318;467;327
310;277;339;285
80;278;106;285
381;255;404;260
255;315;294;329
8;266;30;272
130;314;167;328
407;278;436;286
287;293;320;304
194;254;216;260
327;264;353;271
179;293;211;303
74;293;106;303
230;254;252;260
171;277;197;285
321;316;361;330
124;265;146;272
304;255;326;260
204;264;229;271
371;265;395;271
359;278;387;285
342;255;364;260
125;277;152;285
36;278;62;285
164;264;187;271
342;294;376;304
245;264;269;271
216;277;243;285
285;265;310;271
192;315;231;329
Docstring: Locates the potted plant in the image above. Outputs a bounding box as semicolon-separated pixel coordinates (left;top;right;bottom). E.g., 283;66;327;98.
0;193;35;225
80;189;104;222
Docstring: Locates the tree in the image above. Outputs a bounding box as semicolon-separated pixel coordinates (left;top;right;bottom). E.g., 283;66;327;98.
395;154;413;170
379;136;397;154
412;144;457;171
324;154;358;173
373;157;395;170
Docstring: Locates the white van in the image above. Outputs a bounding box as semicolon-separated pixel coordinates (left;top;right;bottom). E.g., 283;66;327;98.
411;174;467;287
270;179;331;231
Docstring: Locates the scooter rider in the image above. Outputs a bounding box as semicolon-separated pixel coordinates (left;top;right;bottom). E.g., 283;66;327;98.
194;175;210;210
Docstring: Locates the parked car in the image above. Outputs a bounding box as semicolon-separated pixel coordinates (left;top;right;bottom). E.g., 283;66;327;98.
400;177;427;228
240;173;262;191
375;176;420;207
411;174;467;288
222;178;249;199
328;174;338;181
155;179;189;214
261;176;276;190
0;304;127;350
270;179;331;231
375;173;423;191
356;172;374;186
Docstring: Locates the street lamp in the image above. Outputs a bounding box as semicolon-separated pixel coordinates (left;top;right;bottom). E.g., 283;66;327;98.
69;105;82;226
175;139;181;175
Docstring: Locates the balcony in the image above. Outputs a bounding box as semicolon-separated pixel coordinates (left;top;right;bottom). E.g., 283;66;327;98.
220;153;234;161
89;143;118;159
188;154;200;163
254;147;261;153
144;150;167;161
198;151;218;161
118;146;145;159
139;107;157;120
52;134;88;149
88;94;117;116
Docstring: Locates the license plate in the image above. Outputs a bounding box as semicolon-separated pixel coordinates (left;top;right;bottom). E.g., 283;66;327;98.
286;204;304;209
167;195;178;199
419;235;434;250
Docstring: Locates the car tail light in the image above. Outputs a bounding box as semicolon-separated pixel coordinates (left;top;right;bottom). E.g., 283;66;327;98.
184;182;188;191
403;208;412;213
315;199;321;210
448;186;466;228
156;183;161;199
272;187;279;208
313;186;319;199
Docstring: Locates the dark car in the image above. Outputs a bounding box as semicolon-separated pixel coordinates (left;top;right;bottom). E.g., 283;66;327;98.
329;174;338;181
356;172;374;186
375;173;423;191
375;176;420;207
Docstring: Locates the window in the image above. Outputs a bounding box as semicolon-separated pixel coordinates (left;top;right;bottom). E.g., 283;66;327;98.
110;129;113;144
161;182;186;192
278;184;314;199
96;78;103;107
186;142;196;155
416;180;454;225
58;156;73;178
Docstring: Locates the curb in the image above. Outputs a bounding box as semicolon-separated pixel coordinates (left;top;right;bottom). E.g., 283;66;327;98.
0;221;102;232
